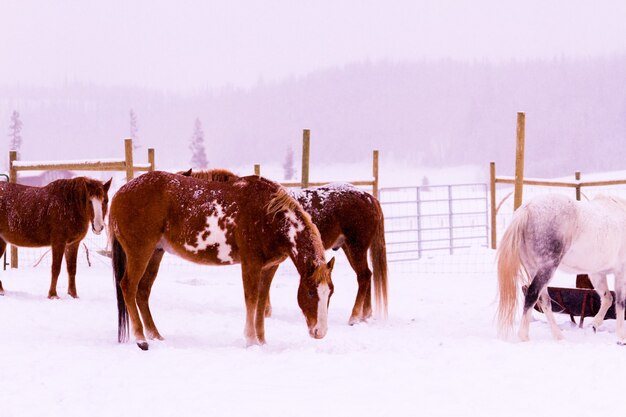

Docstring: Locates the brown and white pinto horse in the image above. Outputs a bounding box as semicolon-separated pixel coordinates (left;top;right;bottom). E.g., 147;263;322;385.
109;171;334;350
185;169;389;324
0;177;112;298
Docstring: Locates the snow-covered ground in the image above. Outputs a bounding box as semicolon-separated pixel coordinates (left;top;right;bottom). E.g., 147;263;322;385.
4;163;626;416
1;244;626;417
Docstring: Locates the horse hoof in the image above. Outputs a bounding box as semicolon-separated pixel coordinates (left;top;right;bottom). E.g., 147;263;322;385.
48;294;60;300
348;316;367;326
137;341;149;351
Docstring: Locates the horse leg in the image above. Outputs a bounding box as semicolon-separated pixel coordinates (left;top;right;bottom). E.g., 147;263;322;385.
48;243;66;299
265;293;273;318
262;265;279;318
136;249;165;341
64;241;80;298
120;255;152;349
614;270;626;345
241;262;262;346
588;273;613;331
255;264;279;344
0;239;5;295
519;265;559;341
537;288;564;341
342;243;372;325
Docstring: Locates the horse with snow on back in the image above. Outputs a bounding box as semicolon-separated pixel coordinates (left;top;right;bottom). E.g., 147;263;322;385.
497;193;626;344
184;169;388;324
0;177;112;298
109;170;335;350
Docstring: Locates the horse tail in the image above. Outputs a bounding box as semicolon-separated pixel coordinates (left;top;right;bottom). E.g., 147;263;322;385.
370;198;389;319
111;235;129;343
497;206;530;338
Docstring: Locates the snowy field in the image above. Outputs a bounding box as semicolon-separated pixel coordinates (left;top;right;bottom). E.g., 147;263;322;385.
2;244;626;417
4;164;626;417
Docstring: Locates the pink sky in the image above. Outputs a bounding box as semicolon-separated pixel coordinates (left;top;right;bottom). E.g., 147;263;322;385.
2;0;626;92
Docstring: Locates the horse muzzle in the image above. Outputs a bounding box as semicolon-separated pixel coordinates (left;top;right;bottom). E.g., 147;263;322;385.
309;325;327;339
92;222;104;235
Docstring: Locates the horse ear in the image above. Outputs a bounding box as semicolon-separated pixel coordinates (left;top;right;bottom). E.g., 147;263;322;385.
104;178;112;192
181;169;192;177
327;257;335;271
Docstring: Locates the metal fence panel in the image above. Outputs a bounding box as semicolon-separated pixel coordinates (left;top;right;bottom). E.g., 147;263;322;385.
379;183;489;262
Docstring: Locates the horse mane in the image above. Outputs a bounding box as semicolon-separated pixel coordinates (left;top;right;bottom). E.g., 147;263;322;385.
266;186;303;219
265;184;326;275
178;168;240;182
45;177;90;219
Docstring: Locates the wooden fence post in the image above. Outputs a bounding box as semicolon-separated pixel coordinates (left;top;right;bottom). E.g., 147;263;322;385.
575;171;581;201
490;161;497;249
513;112;525;210
372;149;379;199
9;150;17;184
301;129;310;188
9;150;18;268
148;148;155;171
254;164;261;176
124;138;134;182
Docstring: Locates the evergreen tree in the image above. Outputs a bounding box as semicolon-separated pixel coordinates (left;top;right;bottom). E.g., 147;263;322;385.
8;110;22;153
189;118;208;169
130;109;140;150
283;146;295;180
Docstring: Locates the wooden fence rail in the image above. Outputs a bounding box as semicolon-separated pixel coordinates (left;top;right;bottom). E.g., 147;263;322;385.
7;138;154;268
489;160;626;249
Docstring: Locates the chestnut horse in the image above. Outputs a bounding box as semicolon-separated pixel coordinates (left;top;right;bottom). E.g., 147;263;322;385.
109;170;335;350
0;177;112;298
185;169;388;324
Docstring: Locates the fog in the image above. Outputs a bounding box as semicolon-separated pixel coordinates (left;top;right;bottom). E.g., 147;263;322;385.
2;1;626;179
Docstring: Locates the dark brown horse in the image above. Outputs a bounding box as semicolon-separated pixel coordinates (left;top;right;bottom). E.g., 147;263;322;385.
185;169;388;324
0;177;112;298
109;170;335;350
293;183;388;323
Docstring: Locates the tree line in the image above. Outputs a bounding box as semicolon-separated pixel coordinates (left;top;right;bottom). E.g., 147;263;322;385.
3;55;626;178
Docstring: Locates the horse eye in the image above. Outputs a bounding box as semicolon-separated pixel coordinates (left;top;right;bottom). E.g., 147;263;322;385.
308;288;316;298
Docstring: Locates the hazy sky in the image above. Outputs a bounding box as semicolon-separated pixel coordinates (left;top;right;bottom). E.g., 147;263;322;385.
2;0;626;92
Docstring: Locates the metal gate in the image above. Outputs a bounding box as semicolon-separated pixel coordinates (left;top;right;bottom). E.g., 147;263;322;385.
379;183;489;262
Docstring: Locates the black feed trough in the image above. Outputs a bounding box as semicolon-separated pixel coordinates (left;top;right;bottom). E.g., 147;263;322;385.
523;275;625;327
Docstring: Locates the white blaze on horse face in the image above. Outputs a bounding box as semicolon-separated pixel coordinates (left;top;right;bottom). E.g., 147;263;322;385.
285;210;305;256
91;197;105;234
183;203;234;263
312;282;330;339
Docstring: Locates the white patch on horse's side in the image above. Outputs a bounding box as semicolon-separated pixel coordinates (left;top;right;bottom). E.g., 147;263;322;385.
284;210;305;256
183;203;235;263
90;197;105;234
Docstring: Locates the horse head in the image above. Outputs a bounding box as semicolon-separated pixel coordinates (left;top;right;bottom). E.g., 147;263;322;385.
85;178;112;235
297;257;335;339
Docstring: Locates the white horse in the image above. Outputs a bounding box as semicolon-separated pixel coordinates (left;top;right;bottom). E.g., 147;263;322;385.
497;193;626;344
